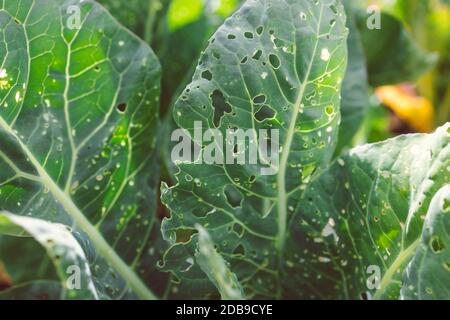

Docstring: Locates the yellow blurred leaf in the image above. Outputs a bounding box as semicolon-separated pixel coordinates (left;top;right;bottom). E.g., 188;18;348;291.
375;85;434;132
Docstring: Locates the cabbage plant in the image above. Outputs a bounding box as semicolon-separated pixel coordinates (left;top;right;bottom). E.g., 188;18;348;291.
0;0;448;300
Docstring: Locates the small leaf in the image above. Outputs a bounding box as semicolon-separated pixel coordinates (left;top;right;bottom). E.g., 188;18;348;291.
195;225;245;300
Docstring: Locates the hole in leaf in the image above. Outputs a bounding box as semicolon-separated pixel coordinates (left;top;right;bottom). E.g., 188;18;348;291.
202;70;213;81
176;228;197;243
255;105;276;122
240;56;248;64
330;4;338;14
326;105;334;115
360;292;369;300
430;235;445;253
211;90;232;127
253;94;266;104
249;175;256;183
116;103;127;113
252;50;262;60
224;185;243;208
269;54;280;69
233;223;244;237
227;34;236;39
273;38;284;48
192;207;210;218
256;26;263;35
233;244;245;255
244;31;254;39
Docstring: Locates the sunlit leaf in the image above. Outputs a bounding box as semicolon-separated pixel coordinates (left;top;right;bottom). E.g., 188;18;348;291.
0;0;161;299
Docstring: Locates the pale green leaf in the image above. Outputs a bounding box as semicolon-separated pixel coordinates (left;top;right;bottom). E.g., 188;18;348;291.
195;225;245;300
285;123;450;299
401;185;450;300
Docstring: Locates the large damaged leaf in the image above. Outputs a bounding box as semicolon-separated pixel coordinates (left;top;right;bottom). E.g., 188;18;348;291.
161;0;348;298
0;0;161;299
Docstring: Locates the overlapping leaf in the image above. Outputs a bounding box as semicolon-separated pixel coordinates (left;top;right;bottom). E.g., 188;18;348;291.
0;0;161;299
0;212;98;299
401;185;450;300
285;123;450;299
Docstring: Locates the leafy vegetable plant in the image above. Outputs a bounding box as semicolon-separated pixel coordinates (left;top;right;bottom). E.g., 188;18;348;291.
0;0;448;300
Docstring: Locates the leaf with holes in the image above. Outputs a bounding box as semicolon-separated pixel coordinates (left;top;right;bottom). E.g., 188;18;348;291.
161;0;348;299
0;0;163;299
401;185;450;300
285;124;450;299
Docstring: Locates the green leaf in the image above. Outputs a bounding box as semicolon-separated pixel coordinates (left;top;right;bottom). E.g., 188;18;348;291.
401;185;450;300
0;212;98;299
168;0;203;32
355;10;437;87
161;0;348;298
0;281;63;300
336;1;369;153
0;0;161;299
285;123;450;299
96;0;159;39
0;235;56;285
195;225;245;300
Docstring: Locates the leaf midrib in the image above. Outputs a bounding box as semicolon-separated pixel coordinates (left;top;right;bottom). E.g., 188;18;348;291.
373;238;420;300
276;4;324;256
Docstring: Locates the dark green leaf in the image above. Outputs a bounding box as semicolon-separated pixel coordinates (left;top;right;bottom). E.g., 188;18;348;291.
355;10;437;87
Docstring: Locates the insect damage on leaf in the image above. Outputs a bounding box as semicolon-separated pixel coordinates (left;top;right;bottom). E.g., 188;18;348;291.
161;0;348;299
